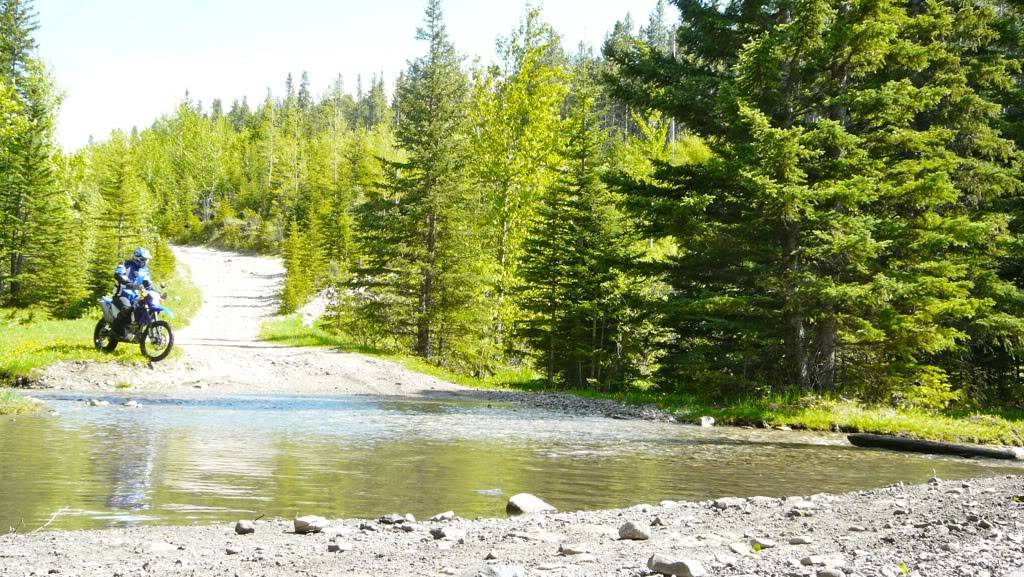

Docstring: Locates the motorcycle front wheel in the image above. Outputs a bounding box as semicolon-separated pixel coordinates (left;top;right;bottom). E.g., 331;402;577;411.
93;319;118;352
140;320;174;362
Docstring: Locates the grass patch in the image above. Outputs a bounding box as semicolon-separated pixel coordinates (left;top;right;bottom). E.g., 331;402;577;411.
259;314;537;389
0;262;201;387
261;314;1024;447
0;389;36;415
519;388;1024;447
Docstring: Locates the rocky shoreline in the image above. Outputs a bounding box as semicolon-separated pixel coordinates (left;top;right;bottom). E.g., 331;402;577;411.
427;388;680;422
3;475;1023;577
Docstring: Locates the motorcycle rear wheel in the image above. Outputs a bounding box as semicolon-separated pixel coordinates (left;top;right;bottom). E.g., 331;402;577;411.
140;320;174;362
93;319;118;352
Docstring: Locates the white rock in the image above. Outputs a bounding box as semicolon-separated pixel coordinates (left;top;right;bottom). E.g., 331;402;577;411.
327;541;353;553
430;526;466;541
430;511;456;522
618;521;650;540
647;554;706;577
790;536;814;545
729;542;751;555
714;553;738;566
506;493;556;515
699;416;715;427
508;530;561;543
143;541;176;554
234;520;255;535
557;542;592;555
460;565;525;577
713;497;746;509
294;515;330;534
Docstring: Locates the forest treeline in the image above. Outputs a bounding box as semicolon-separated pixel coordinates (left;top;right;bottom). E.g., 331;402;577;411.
4;0;1024;410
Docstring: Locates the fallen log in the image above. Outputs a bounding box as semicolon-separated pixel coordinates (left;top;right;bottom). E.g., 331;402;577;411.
847;433;1024;460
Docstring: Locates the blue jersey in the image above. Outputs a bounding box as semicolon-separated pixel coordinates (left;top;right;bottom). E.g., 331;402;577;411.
114;260;151;300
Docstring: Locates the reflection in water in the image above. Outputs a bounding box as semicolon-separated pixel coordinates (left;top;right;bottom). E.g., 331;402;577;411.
0;393;1020;531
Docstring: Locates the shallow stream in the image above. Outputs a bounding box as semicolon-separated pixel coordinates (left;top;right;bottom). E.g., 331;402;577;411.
1;392;1019;531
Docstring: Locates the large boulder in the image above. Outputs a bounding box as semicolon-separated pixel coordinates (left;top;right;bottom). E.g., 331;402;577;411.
506;493;556;516
647;554;706;577
459;566;526;577
429;510;456;522
294;515;330;534
618;521;650;540
234;520;255;535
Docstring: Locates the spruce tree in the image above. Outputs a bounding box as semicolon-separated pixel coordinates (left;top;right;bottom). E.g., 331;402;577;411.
356;0;488;368
0;0;72;310
605;0;1024;399
88;131;151;297
518;66;640;390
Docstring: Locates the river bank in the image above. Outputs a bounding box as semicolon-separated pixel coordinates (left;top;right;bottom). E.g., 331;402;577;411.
258;312;1024;447
2;475;1022;577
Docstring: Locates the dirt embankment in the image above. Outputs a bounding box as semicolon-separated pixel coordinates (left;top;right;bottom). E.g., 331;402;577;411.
3;475;1024;577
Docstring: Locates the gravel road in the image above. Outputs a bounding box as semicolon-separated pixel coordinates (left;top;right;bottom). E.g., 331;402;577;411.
36;246;465;396
3;475;1023;577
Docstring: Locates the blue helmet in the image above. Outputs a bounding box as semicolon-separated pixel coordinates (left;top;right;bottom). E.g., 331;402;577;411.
132;247;152;268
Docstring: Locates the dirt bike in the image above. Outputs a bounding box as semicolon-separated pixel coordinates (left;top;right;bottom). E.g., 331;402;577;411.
94;285;176;362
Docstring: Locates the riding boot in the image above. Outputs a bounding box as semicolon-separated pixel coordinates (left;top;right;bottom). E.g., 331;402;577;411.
112;309;132;338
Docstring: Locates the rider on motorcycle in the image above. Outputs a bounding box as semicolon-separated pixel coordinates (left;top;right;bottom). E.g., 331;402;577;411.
111;247;153;338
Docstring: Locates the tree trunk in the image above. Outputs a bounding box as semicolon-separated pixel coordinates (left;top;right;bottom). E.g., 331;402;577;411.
416;211;437;358
810;316;837;390
782;219;808;388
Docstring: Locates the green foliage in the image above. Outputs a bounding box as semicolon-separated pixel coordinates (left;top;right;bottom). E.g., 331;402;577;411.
467;8;569;359
354;0;492;371
259;313;539;390
605;0;1024;400
0;1;72;312
0;388;36;415
517;67;662;390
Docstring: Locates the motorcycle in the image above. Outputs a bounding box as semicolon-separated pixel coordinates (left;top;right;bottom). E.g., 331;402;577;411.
94;284;176;362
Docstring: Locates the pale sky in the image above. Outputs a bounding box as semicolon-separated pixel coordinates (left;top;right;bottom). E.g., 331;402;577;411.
33;0;675;151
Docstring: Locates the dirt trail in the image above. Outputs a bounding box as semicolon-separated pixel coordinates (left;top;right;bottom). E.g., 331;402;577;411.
37;246;465;396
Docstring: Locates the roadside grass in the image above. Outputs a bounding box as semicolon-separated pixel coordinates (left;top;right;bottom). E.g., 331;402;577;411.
566;389;1024;447
260;313;1024;447
259;314;537;389
0;262;201;414
0;389;36;415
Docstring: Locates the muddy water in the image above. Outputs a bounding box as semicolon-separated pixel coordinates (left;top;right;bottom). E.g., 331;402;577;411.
1;393;1020;531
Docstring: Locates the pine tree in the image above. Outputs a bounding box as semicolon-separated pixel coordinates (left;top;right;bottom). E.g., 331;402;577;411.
356;0;488;368
88;131;151;297
605;0;1024;399
0;0;73;310
518;66;641;390
7;64;71;310
281;219;312;313
0;0;36;80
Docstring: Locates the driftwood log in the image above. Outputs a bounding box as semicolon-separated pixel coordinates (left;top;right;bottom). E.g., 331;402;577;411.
847;433;1023;460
